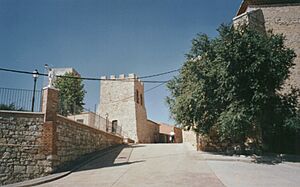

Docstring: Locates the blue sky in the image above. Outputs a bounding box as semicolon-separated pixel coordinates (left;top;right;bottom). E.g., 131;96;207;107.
0;0;242;124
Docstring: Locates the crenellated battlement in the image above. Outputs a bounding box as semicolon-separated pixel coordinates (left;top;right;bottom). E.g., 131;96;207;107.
100;73;138;79
100;73;143;84
98;72;146;142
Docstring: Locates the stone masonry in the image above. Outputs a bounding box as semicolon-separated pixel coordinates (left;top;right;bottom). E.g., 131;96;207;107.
53;115;123;168
233;2;300;90
0;111;49;185
98;74;149;143
98;74;183;143
144;120;160;143
0;87;123;185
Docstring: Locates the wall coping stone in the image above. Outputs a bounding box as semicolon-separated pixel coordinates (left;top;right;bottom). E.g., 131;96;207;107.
233;8;262;21
0;110;44;117
0;110;44;115
249;3;300;8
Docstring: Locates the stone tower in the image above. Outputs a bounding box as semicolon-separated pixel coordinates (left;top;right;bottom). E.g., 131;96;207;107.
97;73;148;142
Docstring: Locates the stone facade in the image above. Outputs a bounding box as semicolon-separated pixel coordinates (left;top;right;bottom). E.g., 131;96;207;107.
139;120;159;143
98;74;148;142
233;2;300;90
135;78;150;143
182;130;198;148
68;112;97;129
52;67;80;77
0;88;123;185
0;111;50;185
53;115;122;168
97;74;184;143
42;88;123;170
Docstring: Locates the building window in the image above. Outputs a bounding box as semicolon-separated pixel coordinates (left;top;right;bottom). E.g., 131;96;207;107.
140;94;143;106
76;119;84;123
136;90;139;103
112;120;118;133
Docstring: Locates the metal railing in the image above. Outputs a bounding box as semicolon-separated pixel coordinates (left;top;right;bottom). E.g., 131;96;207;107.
66;105;123;136
88;108;122;136
0;87;42;112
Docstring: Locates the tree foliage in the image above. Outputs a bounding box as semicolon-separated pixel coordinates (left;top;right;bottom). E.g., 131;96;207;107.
167;24;298;152
54;72;85;116
0;103;23;111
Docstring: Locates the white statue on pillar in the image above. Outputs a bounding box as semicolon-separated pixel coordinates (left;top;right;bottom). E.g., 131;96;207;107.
47;68;56;88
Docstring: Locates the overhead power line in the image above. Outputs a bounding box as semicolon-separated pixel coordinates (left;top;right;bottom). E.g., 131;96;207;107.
0;67;171;83
145;82;167;92
0;67;48;76
138;69;180;79
100;82;167;104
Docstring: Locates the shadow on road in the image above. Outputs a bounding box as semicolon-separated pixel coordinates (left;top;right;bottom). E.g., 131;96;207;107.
75;145;145;172
54;144;145;174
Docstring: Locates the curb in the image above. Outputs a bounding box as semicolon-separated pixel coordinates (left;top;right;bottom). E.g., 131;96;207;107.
201;154;255;163
203;157;255;163
201;153;285;164
3;172;70;187
3;145;127;187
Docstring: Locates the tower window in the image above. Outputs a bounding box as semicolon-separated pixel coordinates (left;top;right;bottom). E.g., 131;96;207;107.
112;120;118;133
136;90;139;103
140;94;143;106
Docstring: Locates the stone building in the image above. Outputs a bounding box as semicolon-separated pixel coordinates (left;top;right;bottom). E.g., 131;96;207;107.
68;112;97;128
98;74;151;143
97;73;182;143
44;67;80;88
233;0;300;89
67;111;121;135
52;67;80;77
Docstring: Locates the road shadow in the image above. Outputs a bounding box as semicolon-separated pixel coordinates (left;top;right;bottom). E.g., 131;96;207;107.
75;145;145;172
54;144;145;174
255;154;300;165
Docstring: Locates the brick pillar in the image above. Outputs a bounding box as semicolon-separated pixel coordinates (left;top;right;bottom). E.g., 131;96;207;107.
41;121;57;156
42;87;59;122
40;87;59;168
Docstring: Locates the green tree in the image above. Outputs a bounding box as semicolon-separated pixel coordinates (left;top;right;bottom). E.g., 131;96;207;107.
54;72;85;116
167;24;298;152
0;103;23;111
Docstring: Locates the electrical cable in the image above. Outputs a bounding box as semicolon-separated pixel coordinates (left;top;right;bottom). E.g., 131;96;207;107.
100;81;168;104
67;82;167;127
0;67;170;83
145;82;167;93
138;68;180;79
0;67;48;76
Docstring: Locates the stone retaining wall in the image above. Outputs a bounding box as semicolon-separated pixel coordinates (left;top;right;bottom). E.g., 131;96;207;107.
53;115;123;168
0;110;123;185
0;111;49;185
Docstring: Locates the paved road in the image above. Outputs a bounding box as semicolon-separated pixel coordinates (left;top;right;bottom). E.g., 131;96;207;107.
206;157;300;187
38;143;224;187
38;143;300;187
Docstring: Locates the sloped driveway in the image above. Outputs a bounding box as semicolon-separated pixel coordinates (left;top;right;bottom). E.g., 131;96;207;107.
38;143;224;187
38;143;300;187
